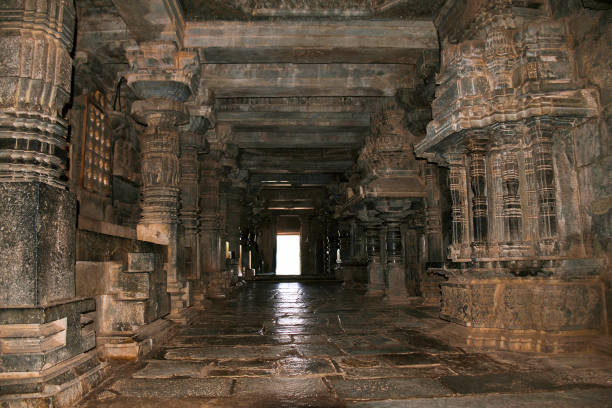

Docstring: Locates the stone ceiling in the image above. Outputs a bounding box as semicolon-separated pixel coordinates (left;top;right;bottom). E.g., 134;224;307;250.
75;0;442;212
181;0;446;20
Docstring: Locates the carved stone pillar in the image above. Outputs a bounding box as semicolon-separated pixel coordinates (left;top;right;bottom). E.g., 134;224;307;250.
447;153;470;261
528;118;559;256
364;223;385;296
126;41;199;315
179;116;209;303
416;6;603;352
224;179;246;285
467;135;489;257
384;222;407;300
0;1;109;404
199;147;225;299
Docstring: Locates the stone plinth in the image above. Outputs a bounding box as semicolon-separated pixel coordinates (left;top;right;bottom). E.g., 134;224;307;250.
415;3;605;351
440;261;604;352
0;299;109;407
75;254;180;360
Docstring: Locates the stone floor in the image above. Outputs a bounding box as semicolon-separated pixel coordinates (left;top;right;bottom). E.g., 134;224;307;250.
79;282;612;407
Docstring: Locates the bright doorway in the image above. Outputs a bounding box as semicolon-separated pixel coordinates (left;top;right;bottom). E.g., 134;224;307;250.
276;234;301;275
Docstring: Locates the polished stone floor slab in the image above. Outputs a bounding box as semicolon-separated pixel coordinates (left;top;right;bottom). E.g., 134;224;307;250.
78;282;612;407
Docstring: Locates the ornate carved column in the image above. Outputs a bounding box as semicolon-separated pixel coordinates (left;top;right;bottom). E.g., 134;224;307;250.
415;3;602;352
0;1;108;403
447;152;470;260
467;134;490;257
126;41;199;315
527;118;559;256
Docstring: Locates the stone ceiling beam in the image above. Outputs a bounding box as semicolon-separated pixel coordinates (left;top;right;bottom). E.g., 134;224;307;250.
184;20;437;63
217;111;370;127
240;157;355;173
201;64;416;97
250;174;339;186
216;98;388;114
261;188;325;201
235;131;365;149
112;0;185;45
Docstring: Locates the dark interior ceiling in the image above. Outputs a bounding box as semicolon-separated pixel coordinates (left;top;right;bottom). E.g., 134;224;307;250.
180;0;446;20
75;0;442;213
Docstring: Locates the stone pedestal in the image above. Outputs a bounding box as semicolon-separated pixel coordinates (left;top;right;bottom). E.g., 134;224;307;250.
75;253;179;360
440;260;604;352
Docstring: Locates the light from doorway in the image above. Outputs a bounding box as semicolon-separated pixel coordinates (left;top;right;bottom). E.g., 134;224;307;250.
276;234;301;275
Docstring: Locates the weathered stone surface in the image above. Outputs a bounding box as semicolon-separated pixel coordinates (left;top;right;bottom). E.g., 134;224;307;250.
232;377;332;398
0;183;76;306
127;253;155;272
329;377;451;399
111;378;233;398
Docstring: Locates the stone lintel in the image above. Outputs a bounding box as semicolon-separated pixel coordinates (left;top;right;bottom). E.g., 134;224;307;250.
201;64;416;98
185;20;437;64
112;0;185;45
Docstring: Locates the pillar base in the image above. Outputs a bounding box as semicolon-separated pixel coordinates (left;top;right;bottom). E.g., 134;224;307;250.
365;261;385;297
0;351;109;408
444;324;602;353
97;318;178;361
440;260;604;352
386;262;408;299
0;297;109;407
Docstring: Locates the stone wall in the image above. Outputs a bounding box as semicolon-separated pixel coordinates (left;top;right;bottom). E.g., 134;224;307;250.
557;3;611;333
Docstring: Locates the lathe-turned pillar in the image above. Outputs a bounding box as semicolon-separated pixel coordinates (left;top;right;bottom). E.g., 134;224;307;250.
126;41;199;314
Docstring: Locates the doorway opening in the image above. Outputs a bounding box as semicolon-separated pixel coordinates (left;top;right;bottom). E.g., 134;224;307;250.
276;234;301;275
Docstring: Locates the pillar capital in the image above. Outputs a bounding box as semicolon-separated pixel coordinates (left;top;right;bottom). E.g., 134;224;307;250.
125;41;199;102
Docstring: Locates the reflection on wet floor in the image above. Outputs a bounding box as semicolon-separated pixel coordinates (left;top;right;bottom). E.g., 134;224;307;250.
79;282;612;407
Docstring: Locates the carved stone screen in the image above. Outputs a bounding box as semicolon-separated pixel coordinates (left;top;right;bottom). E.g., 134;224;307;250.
80;91;111;196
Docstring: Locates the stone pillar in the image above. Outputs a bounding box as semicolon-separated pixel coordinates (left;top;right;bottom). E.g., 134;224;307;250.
199;147;225;299
365;223;385;296
126;41;199;315
384;222;408;300
0;1;108;405
132;98;190;314
179;116;208;304
467;134;489;257
224;179;246;285
422;164;446;305
415;5;603;352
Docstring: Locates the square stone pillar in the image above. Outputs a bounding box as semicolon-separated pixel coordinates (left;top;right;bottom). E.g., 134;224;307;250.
0;2;109;405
